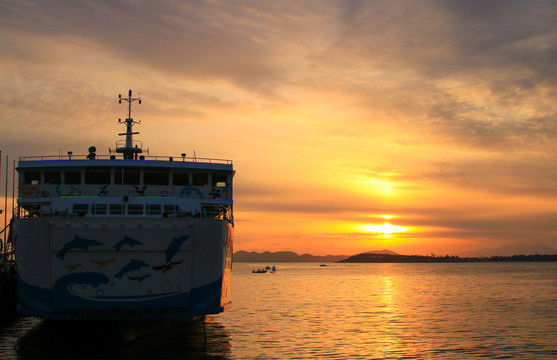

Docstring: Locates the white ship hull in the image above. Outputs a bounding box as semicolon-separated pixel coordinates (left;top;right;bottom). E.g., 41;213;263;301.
12;90;235;339
14;217;233;321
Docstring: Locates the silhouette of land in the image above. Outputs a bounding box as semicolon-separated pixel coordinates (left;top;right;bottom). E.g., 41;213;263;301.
339;253;557;263
234;250;557;263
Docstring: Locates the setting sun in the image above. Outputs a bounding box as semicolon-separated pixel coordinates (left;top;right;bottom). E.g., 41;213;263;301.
1;0;556;258
361;223;407;235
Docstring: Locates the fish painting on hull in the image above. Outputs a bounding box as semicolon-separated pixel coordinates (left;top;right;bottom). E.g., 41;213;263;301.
114;259;150;279
56;235;103;260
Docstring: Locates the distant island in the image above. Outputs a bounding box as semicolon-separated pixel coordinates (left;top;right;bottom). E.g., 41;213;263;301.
234;249;557;263
340;253;557;263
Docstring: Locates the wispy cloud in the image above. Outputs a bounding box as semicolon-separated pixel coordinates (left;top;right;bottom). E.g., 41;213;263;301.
1;0;556;254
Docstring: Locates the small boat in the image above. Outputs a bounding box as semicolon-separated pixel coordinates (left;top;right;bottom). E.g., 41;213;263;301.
252;269;267;274
319;264;328;267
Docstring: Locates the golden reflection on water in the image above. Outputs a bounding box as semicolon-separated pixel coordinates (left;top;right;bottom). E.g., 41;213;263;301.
378;275;397;354
2;263;557;359
220;262;557;359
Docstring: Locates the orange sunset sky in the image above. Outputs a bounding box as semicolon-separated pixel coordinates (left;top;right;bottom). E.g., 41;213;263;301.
1;1;557;256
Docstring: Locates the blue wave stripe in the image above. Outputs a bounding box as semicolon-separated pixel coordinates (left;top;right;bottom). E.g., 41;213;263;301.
17;276;223;320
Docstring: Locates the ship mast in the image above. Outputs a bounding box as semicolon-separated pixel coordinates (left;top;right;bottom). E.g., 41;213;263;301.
116;89;142;159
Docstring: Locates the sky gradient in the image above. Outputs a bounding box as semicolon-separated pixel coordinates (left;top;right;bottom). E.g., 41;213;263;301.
1;0;557;255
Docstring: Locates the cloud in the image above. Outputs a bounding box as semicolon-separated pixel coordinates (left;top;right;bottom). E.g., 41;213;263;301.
1;0;556;254
0;0;318;94
300;1;557;154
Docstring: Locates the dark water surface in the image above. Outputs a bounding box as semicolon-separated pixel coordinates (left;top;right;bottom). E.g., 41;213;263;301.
1;262;556;359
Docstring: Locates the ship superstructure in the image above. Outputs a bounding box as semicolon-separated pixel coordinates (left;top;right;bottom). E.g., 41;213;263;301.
13;91;234;325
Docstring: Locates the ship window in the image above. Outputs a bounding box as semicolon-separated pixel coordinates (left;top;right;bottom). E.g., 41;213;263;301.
114;169;140;185
85;170;110;185
125;171;140;185
127;204;143;215
23;171;41;185
72;204;88;216
193;173;208;186
113;170;121;185
147;204;161;215
109;204;124;215
91;204;107;215
172;173;190;186
173;172;189;186
163;205;178;216
45;171;61;185
144;171;169;185
64;171;81;185
212;174;227;187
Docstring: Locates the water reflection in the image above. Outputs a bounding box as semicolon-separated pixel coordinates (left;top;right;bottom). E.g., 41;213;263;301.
4;263;557;359
16;316;231;360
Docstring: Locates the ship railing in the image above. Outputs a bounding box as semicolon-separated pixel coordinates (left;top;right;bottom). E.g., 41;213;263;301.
115;139;143;151
0;218;15;263
14;204;233;221
18;154;233;165
14;206;30;219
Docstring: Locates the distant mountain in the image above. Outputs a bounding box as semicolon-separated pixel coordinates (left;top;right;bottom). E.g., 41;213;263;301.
233;251;349;263
363;249;399;255
340;253;557;263
340;253;457;263
460;243;557;257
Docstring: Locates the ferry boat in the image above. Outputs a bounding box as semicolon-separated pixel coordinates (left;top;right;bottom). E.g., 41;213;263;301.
13;90;234;338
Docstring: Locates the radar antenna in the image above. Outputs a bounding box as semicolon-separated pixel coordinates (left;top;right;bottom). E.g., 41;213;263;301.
116;89;143;159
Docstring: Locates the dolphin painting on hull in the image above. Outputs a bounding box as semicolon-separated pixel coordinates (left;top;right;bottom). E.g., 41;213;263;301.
114;259;150;279
166;235;190;263
56;235;103;260
113;236;143;251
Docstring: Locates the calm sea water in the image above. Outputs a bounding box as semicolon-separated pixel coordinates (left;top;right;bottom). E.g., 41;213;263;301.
1;262;556;359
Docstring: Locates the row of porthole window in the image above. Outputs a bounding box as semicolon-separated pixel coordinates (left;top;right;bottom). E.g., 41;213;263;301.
22;170;229;187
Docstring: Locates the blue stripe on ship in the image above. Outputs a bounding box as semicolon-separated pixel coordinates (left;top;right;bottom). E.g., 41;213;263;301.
17;276;224;320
